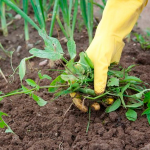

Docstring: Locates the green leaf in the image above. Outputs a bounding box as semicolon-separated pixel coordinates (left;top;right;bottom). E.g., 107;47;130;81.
131;91;144;99
121;83;130;94
144;92;150;103
121;76;142;83
38;70;43;79
107;77;119;87
54;90;71;99
126;102;143;108
146;113;150;124
0;91;3;95
105;99;121;113
32;94;47;106
5;127;14;133
142;108;150;115
48;75;66;93
84;52;94;69
0;112;13;133
126;109;137;121
22;85;31;94
41;74;52;80
67;39;76;59
125;65;136;73
38;71;52;80
39;30;63;53
79;52;93;70
19;58;26;81
29;48;62;60
26;79;37;87
61;74;77;82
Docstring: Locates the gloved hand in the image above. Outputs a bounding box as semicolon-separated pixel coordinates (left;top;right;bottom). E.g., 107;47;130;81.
86;0;148;95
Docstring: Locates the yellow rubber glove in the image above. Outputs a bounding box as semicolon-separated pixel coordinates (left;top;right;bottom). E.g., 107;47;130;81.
86;0;148;95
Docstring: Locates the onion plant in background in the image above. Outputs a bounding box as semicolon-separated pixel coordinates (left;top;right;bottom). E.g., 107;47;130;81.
30;0;46;30
0;0;8;36
92;0;106;12
23;0;29;44
80;0;93;44
53;0;78;41
43;0;54;20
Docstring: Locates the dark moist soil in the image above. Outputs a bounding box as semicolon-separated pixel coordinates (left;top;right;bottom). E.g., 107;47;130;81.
1;16;150;150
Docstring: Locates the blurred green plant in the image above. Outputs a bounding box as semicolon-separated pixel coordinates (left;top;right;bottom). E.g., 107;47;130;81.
80;0;93;44
134;30;150;50
0;0;8;36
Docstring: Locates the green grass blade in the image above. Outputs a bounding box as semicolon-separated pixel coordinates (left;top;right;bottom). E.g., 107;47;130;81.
2;0;40;31
87;0;93;43
30;0;44;29
69;0;73;22
59;0;69;25
35;0;45;29
56;15;69;39
49;0;59;36
0;1;8;36
80;0;88;28
71;0;78;36
23;0;29;42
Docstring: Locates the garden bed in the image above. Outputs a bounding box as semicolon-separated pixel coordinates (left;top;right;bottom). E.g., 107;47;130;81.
0;17;150;150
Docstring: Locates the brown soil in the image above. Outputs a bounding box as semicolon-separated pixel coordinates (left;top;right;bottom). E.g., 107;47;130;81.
0;16;150;150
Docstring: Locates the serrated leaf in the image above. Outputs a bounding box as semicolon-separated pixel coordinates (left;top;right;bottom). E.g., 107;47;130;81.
32;94;47;106
144;92;150;103
19;58;26;81
105;99;121;113
126;109;137;121
29;48;62;60
107;77;119;87
48;75;66;93
67;39;76;59
26;79;37;87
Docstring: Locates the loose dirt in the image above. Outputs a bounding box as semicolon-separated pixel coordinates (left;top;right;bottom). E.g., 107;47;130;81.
0;16;150;150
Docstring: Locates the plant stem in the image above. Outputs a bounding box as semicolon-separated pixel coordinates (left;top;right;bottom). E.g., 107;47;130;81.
0;85;69;100
84;92;109;100
86;106;91;133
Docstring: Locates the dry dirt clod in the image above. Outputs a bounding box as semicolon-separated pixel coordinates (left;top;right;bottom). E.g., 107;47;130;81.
16;46;22;53
14;14;21;20
39;59;48;66
27;43;34;50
